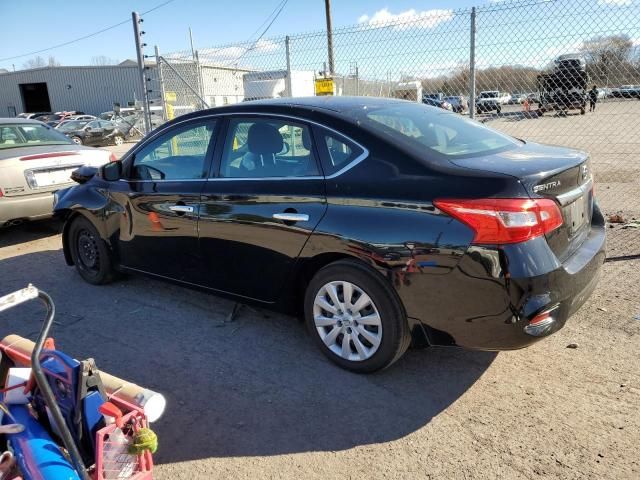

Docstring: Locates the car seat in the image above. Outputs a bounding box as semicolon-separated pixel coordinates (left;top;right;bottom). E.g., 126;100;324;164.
246;123;283;176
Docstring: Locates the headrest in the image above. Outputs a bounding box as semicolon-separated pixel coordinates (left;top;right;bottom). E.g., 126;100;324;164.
247;123;283;155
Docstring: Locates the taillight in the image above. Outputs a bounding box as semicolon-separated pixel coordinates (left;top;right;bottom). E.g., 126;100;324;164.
433;198;563;244
109;152;117;162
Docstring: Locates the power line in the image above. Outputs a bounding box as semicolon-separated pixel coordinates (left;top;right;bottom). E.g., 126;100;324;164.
246;0;288;43
0;0;177;63
225;0;289;66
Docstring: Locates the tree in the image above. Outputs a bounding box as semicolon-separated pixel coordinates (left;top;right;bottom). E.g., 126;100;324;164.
91;56;118;66
580;34;634;85
22;55;61;69
22;56;46;69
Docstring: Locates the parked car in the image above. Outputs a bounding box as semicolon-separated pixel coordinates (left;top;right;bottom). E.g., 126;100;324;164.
444;95;468;113
54;97;604;373
476;91;511;113
508;93;527;104
611;85;640;98
423;92;445;101
61;120;127;146
0;118;113;227
55;97;605;371
422;97;453;111
33;113;65;123
17;112;52;119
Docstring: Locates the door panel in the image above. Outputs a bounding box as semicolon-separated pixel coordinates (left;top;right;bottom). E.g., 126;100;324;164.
109;119;217;281
110;181;204;281
198;181;326;301
197;116;326;302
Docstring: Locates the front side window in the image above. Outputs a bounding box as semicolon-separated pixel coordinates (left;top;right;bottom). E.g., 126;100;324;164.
131;121;215;180
0;123;72;150
219;118;319;178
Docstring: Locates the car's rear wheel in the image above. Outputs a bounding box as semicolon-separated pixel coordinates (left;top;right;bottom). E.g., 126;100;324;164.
114;135;124;146
304;260;410;373
71;136;82;145
68;216;114;285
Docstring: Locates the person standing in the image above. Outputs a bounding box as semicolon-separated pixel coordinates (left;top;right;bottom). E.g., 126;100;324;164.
589;85;598;112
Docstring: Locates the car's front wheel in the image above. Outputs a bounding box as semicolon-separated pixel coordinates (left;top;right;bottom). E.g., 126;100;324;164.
113;135;124;146
71;136;82;145
304;260;411;373
68;216;115;285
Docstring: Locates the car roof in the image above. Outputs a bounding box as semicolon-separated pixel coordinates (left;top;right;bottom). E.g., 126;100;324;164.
0;117;46;124
232;95;415;113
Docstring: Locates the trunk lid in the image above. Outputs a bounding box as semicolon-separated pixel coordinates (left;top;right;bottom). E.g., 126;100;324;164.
0;145;110;197
450;142;593;261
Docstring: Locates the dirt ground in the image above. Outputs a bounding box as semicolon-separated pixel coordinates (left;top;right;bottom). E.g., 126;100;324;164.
1;99;638;479
0;220;638;480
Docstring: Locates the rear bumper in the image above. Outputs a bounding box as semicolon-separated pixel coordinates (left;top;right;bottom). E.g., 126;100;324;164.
0;192;56;224
399;204;606;350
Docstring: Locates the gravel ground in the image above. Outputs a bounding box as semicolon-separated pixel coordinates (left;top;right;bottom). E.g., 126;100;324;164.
0;221;638;480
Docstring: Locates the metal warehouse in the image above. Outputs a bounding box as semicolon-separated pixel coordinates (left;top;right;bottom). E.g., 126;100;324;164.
0;62;250;117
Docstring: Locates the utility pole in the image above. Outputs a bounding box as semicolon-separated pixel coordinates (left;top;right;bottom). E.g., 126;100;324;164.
132;11;152;133
189;27;196;61
324;0;334;76
469;7;477;119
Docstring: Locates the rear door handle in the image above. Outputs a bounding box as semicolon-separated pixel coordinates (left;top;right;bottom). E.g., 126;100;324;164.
273;213;309;222
169;205;194;214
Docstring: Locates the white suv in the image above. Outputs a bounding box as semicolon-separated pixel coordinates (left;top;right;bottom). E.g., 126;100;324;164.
476;91;511;114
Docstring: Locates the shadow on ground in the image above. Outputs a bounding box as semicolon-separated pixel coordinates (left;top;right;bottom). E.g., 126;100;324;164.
0;249;496;462
0;219;62;248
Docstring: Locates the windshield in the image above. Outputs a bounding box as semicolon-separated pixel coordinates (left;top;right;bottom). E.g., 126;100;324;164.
359;103;519;159
479;91;499;98
58;120;89;131
0;123;73;149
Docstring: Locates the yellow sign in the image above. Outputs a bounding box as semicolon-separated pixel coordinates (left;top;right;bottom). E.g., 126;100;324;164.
165;91;177;103
315;78;334;96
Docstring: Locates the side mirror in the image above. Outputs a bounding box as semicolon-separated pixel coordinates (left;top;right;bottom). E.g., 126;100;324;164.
85;126;92;131
101;160;122;181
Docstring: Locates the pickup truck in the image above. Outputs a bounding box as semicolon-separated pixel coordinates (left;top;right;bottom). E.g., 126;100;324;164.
475;91;511;114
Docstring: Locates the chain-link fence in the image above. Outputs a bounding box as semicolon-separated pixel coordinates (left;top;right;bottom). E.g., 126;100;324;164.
154;0;640;259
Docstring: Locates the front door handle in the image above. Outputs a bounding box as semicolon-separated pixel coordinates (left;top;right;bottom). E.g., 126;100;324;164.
273;213;309;222
169;205;194;214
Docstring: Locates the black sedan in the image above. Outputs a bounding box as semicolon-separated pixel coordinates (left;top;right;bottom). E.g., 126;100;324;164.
53;97;604;372
59;119;126;147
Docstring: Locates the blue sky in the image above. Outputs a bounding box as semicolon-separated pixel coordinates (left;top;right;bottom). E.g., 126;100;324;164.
1;0;638;78
0;0;484;70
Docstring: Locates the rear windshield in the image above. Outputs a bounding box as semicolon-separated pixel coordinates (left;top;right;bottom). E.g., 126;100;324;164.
358;103;519;159
0;123;73;149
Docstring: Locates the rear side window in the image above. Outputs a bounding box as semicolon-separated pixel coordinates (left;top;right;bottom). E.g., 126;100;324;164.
219;118;319;178
316;130;364;176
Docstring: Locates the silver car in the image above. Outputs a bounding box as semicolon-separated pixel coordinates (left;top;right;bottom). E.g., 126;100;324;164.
0;118;113;227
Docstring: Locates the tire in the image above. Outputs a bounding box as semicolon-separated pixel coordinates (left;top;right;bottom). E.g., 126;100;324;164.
304;260;411;373
71;136;83;145
496;105;502;114
113;135;124;146
68;216;115;285
580;107;585;115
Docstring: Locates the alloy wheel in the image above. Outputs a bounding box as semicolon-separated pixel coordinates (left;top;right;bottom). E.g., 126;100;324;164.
114;136;124;146
313;281;382;362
